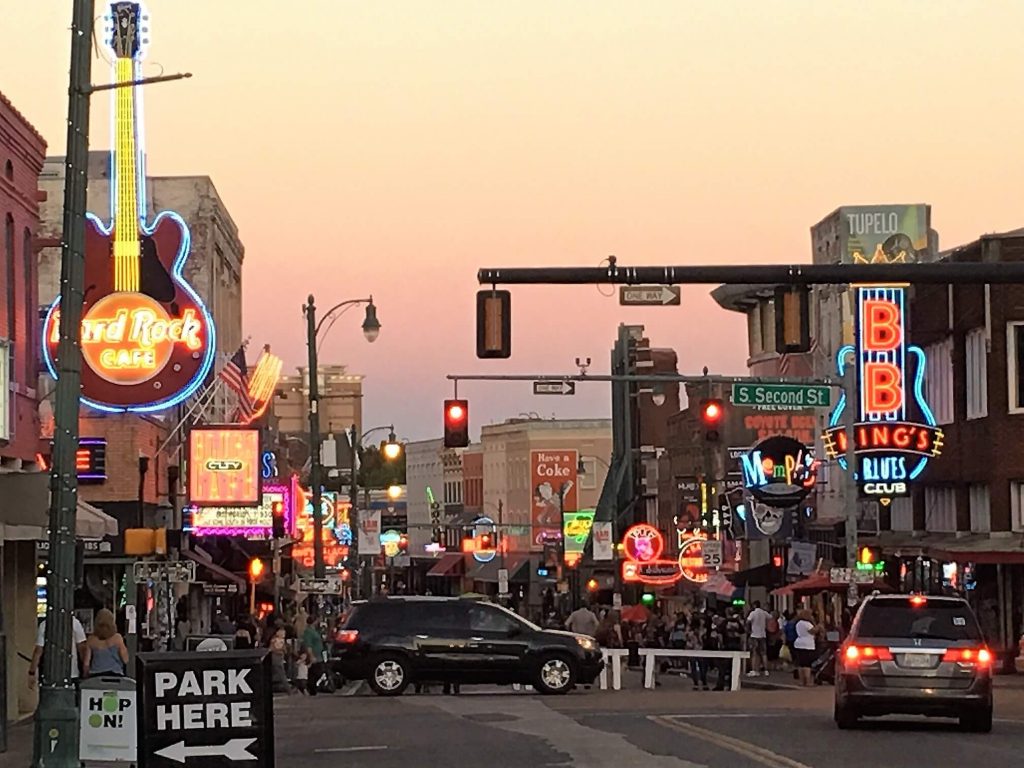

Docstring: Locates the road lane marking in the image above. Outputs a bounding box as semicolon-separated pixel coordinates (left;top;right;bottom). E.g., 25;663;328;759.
662;714;790;719
314;745;389;753
650;715;814;768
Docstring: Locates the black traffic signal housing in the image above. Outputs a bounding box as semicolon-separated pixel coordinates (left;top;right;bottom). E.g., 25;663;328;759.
476;289;512;359
430;501;442;543
775;286;811;353
769;544;786;587
699;398;724;442
443;399;470;448
271;500;286;538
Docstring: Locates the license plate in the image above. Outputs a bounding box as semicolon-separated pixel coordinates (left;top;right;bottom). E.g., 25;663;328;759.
899;653;937;668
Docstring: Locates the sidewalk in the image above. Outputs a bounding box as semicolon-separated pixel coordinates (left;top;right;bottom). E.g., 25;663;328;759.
3;720;33;768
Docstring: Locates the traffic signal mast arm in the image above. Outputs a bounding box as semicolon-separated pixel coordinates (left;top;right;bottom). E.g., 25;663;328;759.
477;261;1024;285
447;373;836;385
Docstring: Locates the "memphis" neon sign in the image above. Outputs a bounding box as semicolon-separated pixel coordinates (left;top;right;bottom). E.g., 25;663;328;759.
824;285;943;501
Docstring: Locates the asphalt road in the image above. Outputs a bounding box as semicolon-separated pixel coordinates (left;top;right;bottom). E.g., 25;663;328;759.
273;686;1024;768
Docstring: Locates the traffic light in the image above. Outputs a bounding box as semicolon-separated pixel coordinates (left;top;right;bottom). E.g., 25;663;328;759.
443;399;470;448
775;286;811;353
430;501;442;543
476;289;512;359
248;558;265;582
699;399;724;442
479;532;494;551
271;500;286;538
857;546;884;572
769;545;785;587
398;534;409;553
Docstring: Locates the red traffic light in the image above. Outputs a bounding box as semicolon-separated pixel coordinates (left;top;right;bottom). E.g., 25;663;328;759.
700;399;724;424
399;534;409;552
444;399;470;448
772;554;784;568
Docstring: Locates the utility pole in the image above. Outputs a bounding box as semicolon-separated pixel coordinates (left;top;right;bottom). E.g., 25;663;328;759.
33;2;94;765
304;296;326;579
348;423;362;598
842;354;860;604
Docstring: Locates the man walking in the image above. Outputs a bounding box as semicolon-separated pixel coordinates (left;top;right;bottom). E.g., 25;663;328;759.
746;600;771;677
565;602;599;637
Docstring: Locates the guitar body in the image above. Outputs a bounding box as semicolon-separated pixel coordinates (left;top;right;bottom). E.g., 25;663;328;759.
43;212;215;412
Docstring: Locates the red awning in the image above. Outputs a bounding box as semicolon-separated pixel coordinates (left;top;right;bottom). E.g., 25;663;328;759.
772;571;889;597
426;552;464;577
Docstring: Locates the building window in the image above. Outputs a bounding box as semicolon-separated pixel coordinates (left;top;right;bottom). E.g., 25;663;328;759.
969;484;991;533
580;458;597;490
3;160;12;181
965;328;987;419
4;214;13;342
924;487;956;533
0;340;8;440
1012;482;1024;533
925;338;954;424
1008;323;1024;413
889;497;914;532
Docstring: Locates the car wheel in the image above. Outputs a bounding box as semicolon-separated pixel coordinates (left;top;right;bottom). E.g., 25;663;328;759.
368;654;411;697
960;707;993;733
834;700;859;730
533;654;576;695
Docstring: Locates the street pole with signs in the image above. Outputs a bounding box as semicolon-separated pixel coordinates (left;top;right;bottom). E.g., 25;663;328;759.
32;3;94;764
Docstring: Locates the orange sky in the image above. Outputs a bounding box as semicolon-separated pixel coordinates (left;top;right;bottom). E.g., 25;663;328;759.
4;1;1022;439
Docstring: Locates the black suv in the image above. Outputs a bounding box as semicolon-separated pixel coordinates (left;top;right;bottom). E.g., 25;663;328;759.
331;596;603;696
835;594;994;731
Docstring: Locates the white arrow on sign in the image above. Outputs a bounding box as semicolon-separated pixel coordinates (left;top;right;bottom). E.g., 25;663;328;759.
619;285;681;306
533;380;575;396
156;738;257;764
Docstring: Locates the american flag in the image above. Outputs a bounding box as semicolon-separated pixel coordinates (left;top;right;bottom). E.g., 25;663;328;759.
219;345;254;421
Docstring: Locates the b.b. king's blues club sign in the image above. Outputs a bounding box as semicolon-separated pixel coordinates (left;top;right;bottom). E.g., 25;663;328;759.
823;284;944;504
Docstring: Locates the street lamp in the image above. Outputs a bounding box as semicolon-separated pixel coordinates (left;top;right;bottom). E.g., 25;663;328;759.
304;294;381;578
348;424;403;596
387;484;403;500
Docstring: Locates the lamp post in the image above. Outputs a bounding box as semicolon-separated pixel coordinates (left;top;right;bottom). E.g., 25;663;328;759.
347;424;402;597
304;295;381;579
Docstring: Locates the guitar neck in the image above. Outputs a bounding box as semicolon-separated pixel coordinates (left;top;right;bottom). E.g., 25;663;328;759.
113;57;141;293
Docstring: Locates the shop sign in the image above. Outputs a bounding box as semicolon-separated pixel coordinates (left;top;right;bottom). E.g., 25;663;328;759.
562;509;595;566
530;450;578;548
740;435;818;508
824;285;943;503
188;427;262;507
187;480;296;537
678;533;710;584
620;524;682;585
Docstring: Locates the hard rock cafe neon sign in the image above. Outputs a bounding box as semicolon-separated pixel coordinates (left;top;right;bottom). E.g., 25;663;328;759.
823;285;943;503
41;3;214;413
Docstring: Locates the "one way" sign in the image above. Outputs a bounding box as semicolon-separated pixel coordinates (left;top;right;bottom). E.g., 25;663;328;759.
137;650;273;768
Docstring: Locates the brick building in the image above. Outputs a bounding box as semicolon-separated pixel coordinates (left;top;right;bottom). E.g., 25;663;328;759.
871;229;1024;652
0;89;49;729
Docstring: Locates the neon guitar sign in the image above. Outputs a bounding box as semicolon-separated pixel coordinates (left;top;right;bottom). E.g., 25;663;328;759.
42;2;215;412
824;285;943;503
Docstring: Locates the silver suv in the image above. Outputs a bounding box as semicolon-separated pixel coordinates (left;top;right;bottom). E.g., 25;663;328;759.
835;594;993;732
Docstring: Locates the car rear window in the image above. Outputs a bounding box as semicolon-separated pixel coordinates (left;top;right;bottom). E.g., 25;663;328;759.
344;601;468;633
856;599;982;642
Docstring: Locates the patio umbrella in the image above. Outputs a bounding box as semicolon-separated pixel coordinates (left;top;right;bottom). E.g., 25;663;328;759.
620;604;651;623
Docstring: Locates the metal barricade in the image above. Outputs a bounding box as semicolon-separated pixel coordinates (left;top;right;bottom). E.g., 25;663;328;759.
79;676;137;764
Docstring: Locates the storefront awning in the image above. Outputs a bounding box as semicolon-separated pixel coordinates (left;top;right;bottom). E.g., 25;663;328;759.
0;497;118;542
930;535;1024;565
183;549;246;588
427;552;464;577
468;555;530;583
771;571;890;597
0;471;48;532
728;563;773;588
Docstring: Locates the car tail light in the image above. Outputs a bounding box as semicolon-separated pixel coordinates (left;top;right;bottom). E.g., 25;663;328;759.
942;647;992;665
335;629;359;644
909;595;927;607
844;645;893;665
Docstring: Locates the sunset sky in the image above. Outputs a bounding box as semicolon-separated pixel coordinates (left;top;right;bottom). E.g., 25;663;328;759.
4;1;1022;440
